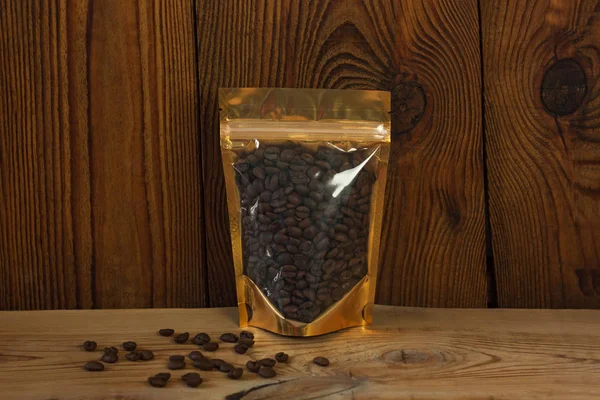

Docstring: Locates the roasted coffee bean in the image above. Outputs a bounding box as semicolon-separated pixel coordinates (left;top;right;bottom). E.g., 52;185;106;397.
235;144;374;322
313;356;330;366
210;358;225;369
228;367;244;379
332;286;345;301
159;328;175;337
174;332;190;344
288;226;303;238
122;341;137;351
126;351;142;361
264;147;280;160
259;358;276;367
84;361;104;371
315;160;330;169
283;304;298;313
246;360;261;373
220;333;239;343
238;338;255;348
168;357;186;370
289;158;307;172
219;362;234;373
296;206;310;219
258;366;277;378
193;358;213;371
240;331;254;340
101;352;118;363
306;166;322;180
246;154;259;166
188;351;204;361
234;343;248;354
104;346;118;355
281;264;297;278
295;185;310;195
203;342;219;351
275;352;289;363
139;350;154;361
155;372;171;380
148;376;168;388
281;149;295;162
253;167;266;179
193;333;211;345
83;341;97;352
265;166;279;175
182;372;203;388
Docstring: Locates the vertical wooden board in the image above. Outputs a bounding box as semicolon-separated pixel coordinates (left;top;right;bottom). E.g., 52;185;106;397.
196;0;487;307
0;0;205;309
482;0;600;308
86;0;205;308
376;0;487;307
0;0;85;310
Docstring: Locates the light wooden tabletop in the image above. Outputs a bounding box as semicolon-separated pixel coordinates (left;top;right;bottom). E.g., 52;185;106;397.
0;306;599;399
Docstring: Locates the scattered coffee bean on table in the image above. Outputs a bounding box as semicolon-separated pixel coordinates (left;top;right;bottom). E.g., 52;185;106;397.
220;333;239;343
233;144;373;323
210;359;225;369
228;367;244;380
275;352;289;363
168;357;186;370
101;352;118;363
188;351;203;361
125;351;142;361
155;373;171;381
219;362;234;373
313;356;329;366
84;361;104;371
246;360;260;373
240;331;254;340
193;358;213;371
159;328;175;337
148;375;168;388
203;342;219;352
139;350;154;361
182;372;203;388
174;332;190;344
122;341;137;351
238;338;255;348
258;366;277;378
104;346;118;355
259;358;276;367
82;341;97;352
234;343;248;354
193;333;211;345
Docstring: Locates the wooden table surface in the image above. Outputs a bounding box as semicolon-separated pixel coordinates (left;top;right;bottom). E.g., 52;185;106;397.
0;306;599;400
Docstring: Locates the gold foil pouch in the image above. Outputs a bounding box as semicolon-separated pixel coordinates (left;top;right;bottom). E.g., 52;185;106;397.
220;88;390;336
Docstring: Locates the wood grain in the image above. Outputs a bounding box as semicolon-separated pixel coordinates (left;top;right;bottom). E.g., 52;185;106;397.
481;0;600;307
0;306;599;399
195;0;487;307
0;0;205;309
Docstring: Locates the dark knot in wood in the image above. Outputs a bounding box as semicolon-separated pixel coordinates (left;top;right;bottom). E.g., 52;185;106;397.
391;82;426;135
541;58;587;116
381;348;436;365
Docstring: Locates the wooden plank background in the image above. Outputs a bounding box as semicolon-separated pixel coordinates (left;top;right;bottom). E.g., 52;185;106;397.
0;0;206;309
0;0;597;310
481;0;600;308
